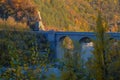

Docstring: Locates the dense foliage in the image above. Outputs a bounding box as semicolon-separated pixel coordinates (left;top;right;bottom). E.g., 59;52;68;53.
87;12;120;80
0;0;120;80
0;26;50;79
35;0;120;31
0;0;120;31
0;0;39;30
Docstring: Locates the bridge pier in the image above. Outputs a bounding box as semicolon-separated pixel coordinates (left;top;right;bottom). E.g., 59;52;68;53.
46;31;56;58
56;41;65;60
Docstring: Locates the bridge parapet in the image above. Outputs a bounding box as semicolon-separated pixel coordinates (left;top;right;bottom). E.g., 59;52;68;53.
107;32;120;40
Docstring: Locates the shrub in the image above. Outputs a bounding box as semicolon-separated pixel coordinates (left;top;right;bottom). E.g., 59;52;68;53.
0;29;50;79
0;17;29;31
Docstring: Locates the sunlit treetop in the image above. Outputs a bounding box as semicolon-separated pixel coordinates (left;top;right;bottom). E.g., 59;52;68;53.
0;0;38;25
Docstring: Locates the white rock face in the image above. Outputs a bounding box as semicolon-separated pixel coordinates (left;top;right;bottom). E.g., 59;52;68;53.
37;11;45;30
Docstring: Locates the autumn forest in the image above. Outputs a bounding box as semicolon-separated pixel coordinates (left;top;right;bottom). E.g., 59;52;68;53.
0;0;120;80
0;0;120;31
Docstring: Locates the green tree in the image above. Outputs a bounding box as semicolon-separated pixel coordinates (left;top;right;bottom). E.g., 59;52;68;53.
0;27;50;79
60;48;86;80
95;12;108;80
87;12;120;80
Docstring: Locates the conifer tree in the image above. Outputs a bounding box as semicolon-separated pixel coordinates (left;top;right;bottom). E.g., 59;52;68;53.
87;11;120;80
88;12;109;80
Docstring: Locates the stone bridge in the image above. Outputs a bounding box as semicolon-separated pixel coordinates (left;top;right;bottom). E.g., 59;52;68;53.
36;31;120;59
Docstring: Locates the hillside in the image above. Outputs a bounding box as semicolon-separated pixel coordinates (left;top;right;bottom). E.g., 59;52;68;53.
0;0;120;31
35;0;120;32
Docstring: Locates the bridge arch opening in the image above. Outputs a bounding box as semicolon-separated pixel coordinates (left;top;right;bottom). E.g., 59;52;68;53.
56;36;74;59
79;37;94;62
59;36;74;50
79;37;92;43
109;38;120;50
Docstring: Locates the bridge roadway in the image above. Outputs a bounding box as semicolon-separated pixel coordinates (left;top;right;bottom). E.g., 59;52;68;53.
35;30;120;59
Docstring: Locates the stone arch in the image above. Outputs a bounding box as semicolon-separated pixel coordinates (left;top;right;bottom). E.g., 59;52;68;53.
109;38;119;46
79;37;94;51
56;35;74;59
79;37;94;63
59;36;67;42
79;37;93;43
59;36;74;50
109;37;119;48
